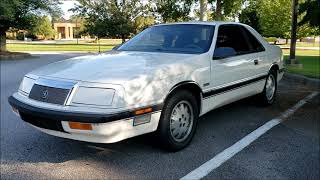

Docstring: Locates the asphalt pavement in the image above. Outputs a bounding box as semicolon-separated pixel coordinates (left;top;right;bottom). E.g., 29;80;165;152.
1;54;319;179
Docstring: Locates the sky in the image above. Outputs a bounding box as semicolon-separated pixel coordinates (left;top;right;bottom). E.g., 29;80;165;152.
59;0;78;19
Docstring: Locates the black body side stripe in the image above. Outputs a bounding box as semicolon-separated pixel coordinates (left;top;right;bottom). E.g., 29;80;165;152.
203;75;268;98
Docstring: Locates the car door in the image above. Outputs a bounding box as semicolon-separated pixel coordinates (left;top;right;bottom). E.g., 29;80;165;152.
202;24;261;112
239;26;269;77
210;24;257;88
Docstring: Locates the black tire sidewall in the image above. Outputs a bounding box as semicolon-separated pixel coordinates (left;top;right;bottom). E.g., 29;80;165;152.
157;90;199;151
263;70;277;104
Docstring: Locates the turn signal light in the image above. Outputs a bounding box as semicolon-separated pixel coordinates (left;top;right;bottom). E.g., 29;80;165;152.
69;122;93;130
134;107;153;115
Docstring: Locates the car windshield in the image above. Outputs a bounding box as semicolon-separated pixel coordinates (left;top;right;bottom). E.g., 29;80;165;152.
117;24;215;54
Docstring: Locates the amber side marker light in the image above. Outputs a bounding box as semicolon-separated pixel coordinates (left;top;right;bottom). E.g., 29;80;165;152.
69;122;93;130
134;107;153;115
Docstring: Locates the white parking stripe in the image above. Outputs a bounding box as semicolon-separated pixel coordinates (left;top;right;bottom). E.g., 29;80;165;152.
180;91;319;180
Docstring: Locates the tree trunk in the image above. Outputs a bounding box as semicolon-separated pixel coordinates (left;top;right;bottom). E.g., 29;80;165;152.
289;0;298;64
199;0;207;21
285;39;288;44
0;30;7;52
215;0;222;21
121;35;125;43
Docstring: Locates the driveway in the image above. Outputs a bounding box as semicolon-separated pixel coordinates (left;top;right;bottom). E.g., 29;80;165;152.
1;54;319;179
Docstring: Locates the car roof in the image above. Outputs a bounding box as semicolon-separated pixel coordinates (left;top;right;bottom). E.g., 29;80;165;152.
155;21;246;27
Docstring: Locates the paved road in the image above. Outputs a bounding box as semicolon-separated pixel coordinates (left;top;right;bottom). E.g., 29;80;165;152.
1;54;319;179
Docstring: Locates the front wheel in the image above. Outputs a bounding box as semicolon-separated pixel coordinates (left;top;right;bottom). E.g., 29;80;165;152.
156;90;199;151
258;70;277;105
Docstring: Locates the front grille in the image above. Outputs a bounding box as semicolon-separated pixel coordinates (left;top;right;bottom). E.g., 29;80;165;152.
29;84;71;105
20;112;66;132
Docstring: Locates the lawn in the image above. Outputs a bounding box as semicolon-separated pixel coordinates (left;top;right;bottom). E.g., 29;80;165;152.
284;55;320;79
278;41;320;48
7;43;115;52
282;49;319;56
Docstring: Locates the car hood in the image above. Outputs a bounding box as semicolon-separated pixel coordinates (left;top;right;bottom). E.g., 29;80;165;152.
29;51;197;85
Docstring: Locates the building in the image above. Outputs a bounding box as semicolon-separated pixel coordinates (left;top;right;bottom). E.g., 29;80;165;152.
53;19;81;40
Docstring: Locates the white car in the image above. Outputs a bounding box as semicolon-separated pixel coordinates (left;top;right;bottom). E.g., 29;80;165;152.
9;22;284;151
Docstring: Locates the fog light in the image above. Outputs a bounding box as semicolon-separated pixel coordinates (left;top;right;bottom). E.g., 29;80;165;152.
133;114;151;126
69;122;93;130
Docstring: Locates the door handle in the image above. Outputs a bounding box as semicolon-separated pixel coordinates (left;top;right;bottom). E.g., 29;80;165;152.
253;59;259;65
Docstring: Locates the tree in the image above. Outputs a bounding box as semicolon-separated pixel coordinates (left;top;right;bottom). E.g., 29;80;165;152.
73;0;147;42
0;0;61;52
208;0;244;21
298;0;320;28
29;16;55;40
152;0;193;23
134;16;155;33
239;1;262;33
199;0;208;21
257;0;291;38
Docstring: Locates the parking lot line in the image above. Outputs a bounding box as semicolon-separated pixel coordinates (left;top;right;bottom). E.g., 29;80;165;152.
180;91;319;180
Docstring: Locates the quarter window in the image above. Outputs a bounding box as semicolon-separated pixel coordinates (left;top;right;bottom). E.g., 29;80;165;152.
240;26;265;52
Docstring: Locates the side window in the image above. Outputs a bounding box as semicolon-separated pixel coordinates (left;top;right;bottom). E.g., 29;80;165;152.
215;25;251;55
240;26;265;52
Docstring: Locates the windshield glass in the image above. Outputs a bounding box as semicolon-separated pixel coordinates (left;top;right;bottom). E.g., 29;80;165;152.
117;24;215;54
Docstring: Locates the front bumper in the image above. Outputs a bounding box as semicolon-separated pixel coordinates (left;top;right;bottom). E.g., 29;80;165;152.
8;96;162;143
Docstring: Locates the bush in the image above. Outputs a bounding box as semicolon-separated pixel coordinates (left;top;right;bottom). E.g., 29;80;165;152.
264;37;278;44
16;32;25;40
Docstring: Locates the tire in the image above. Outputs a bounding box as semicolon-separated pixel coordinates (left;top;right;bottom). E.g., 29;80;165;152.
258;69;277;105
156;90;199;151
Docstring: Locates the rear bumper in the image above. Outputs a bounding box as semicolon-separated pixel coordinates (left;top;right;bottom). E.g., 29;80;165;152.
8;96;162;143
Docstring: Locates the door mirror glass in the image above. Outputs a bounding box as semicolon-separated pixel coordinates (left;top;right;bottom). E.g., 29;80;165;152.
213;47;236;59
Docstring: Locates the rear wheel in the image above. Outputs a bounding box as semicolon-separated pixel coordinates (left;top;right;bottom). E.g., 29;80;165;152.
258;70;277;105
157;90;199;151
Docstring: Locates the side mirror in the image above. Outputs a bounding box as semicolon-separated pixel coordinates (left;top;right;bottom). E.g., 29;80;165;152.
212;47;236;60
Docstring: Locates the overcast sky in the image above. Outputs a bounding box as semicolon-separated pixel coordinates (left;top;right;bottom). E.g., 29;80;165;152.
59;0;78;19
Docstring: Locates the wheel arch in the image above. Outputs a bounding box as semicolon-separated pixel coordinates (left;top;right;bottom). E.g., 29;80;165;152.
164;81;202;115
269;63;279;73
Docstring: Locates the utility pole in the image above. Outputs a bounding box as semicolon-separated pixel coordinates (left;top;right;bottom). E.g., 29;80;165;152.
289;0;298;64
199;0;207;21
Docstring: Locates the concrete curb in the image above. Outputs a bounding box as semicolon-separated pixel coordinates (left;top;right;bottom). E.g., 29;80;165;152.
0;53;31;60
283;73;320;88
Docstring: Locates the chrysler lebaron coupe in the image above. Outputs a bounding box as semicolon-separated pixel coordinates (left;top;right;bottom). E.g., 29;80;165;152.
9;22;284;151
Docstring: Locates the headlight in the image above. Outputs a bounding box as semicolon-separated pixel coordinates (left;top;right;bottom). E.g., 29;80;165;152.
71;87;115;106
19;76;35;95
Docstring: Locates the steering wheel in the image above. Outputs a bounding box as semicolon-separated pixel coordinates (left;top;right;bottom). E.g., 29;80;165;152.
184;44;202;51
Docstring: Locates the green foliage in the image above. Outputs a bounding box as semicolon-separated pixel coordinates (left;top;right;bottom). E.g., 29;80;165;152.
0;0;61;51
208;0;244;20
29;16;55;39
257;0;291;38
134;16;155;33
298;0;320;28
72;0;147;41
0;0;61;32
264;37;278;43
239;1;261;33
152;0;193;22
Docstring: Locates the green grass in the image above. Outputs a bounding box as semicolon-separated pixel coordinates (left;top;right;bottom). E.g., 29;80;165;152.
284;55;320;79
278;41;320;48
57;39;123;45
282;49;319;56
7;43;115;52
